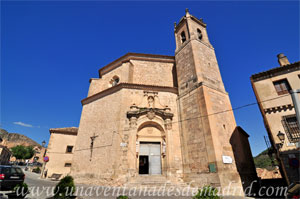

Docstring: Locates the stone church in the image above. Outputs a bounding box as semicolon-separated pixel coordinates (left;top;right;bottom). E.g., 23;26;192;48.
50;10;251;193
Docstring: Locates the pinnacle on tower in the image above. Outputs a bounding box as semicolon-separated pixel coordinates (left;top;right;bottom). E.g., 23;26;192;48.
185;8;190;17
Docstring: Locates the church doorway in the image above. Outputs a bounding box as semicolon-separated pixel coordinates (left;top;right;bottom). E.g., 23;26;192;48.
139;156;149;174
139;142;161;175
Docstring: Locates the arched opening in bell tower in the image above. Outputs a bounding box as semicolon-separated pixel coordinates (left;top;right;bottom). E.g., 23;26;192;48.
180;31;186;43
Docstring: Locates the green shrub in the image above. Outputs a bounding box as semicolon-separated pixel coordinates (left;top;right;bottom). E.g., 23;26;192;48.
253;149;278;170
117;196;129;199
193;186;220;199
32;167;41;173
54;176;76;199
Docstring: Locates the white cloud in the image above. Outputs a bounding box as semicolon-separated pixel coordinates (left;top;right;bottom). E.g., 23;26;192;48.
13;122;33;128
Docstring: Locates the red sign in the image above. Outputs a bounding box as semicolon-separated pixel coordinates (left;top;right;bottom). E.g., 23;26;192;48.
43;156;49;162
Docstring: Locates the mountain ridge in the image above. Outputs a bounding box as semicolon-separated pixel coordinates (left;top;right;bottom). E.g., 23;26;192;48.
0;128;41;148
253;148;278;170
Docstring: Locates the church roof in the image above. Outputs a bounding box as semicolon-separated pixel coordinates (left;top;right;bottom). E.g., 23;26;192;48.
49;127;78;135
98;52;175;77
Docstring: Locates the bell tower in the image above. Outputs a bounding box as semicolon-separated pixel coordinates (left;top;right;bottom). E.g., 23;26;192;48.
175;9;243;193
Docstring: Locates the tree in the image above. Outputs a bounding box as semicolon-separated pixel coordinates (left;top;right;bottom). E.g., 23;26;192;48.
11;145;35;161
24;146;35;159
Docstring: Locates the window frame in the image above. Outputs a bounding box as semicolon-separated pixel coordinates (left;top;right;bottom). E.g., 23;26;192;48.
111;76;120;87
64;163;72;167
66;145;73;153
273;79;291;95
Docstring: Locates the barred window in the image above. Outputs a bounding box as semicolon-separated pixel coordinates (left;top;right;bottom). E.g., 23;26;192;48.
282;114;300;143
273;79;291;95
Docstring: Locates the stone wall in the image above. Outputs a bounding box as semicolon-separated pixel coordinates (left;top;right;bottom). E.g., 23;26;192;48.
256;168;282;179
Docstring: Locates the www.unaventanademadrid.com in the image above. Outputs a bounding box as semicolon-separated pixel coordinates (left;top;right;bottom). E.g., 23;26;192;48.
13;180;290;198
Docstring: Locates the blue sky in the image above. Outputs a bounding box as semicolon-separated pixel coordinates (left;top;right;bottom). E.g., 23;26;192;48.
1;1;299;156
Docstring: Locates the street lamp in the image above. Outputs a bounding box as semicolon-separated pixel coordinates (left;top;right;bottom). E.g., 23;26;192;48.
42;140;46;147
277;131;285;150
277;131;285;143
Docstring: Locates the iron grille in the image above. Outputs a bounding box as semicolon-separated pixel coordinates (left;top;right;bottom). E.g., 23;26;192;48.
282;114;300;143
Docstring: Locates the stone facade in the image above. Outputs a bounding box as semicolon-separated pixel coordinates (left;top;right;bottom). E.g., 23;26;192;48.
44;127;78;178
46;10;252;195
251;54;300;188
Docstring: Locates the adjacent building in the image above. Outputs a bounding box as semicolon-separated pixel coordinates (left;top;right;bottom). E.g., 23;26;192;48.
43;127;78;178
230;126;259;194
251;54;300;194
31;146;46;164
0;145;11;165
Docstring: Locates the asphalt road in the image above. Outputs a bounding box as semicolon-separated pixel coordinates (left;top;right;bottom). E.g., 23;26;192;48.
24;170;57;199
0;170;57;199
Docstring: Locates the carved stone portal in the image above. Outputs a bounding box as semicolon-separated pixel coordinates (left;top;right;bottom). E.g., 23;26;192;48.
127;91;173;129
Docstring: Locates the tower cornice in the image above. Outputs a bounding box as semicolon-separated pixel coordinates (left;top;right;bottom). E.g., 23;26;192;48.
174;15;206;34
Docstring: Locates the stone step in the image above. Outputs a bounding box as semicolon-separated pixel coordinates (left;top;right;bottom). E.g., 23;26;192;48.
130;175;168;182
126;175;190;189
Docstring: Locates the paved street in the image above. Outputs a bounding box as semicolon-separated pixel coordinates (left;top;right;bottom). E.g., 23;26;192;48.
1;170;254;199
24;171;57;199
0;170;57;199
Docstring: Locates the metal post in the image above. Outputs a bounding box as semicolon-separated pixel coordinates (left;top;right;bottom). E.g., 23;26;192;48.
40;148;47;178
290;89;300;129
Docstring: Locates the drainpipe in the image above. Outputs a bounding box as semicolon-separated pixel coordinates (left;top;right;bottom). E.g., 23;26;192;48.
290;89;300;148
290;89;300;130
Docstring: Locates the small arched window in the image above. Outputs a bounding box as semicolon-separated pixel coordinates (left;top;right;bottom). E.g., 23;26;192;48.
197;29;203;40
181;31;186;43
111;76;120;86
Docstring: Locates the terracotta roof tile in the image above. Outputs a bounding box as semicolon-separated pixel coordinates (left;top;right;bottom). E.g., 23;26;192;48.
49;127;78;135
251;61;300;81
